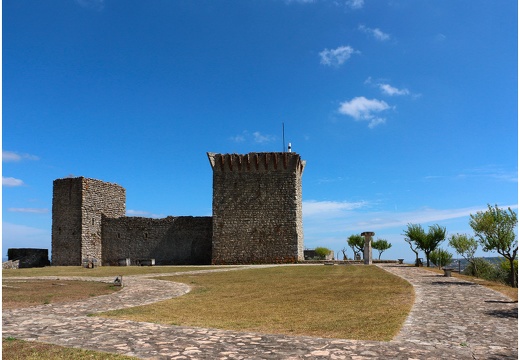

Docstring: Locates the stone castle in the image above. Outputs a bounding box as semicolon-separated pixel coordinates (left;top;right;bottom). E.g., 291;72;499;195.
52;152;306;266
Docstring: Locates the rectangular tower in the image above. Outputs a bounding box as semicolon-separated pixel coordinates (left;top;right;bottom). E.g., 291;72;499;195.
51;177;126;265
208;152;306;264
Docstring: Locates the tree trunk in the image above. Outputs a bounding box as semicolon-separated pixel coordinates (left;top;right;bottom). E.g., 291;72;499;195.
508;257;517;288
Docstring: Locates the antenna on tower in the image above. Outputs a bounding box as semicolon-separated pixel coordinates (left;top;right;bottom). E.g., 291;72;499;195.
282;122;286;152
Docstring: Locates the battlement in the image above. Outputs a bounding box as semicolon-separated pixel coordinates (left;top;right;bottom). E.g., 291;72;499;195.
207;152;305;174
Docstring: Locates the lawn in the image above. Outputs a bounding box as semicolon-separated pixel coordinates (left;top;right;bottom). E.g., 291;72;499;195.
2;279;121;309
2;338;135;360
100;264;414;341
2;265;233;278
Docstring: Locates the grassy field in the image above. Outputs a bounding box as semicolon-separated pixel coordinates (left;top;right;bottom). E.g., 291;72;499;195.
2;279;121;309
100;265;414;341
2;265;233;278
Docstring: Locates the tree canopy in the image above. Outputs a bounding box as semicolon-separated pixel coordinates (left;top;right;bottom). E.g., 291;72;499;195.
470;204;518;287
347;234;364;258
403;223;446;267
372;239;392;260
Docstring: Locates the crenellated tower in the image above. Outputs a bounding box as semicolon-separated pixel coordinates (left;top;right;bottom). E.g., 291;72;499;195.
207;152;306;264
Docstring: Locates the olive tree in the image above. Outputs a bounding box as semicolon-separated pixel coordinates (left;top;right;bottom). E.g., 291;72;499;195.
403;223;446;267
372;239;392;260
470;204;518;288
449;233;480;276
430;248;453;269
347;234;364;259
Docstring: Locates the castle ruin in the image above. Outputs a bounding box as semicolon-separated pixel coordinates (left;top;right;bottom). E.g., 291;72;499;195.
51;152;306;265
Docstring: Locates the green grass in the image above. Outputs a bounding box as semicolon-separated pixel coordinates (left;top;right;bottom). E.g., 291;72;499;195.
2;338;136;360
2;265;234;278
101;265;414;341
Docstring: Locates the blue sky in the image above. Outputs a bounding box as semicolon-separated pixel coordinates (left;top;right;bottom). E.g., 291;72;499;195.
3;0;518;263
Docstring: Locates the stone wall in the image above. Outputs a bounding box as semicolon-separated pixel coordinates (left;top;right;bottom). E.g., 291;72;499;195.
101;216;212;265
52;177;126;266
208;152;305;264
7;248;50;268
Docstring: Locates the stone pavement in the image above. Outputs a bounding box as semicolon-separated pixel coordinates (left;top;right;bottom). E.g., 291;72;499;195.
2;264;517;359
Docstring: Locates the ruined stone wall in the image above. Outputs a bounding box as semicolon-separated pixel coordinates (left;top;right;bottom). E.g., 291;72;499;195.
52;177;125;266
208;152;305;264
7;248;50;268
101;216;212;265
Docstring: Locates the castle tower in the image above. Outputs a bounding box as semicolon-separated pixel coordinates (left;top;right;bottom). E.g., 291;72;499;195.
52;177;126;266
207;152;306;264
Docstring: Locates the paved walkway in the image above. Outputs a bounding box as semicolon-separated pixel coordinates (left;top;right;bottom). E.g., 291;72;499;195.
2;264;517;359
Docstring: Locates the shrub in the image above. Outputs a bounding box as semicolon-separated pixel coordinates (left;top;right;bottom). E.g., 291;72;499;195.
430;248;453;268
463;258;508;284
314;247;331;260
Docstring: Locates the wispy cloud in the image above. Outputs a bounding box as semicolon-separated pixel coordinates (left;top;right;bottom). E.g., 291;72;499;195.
126;210;164;218
8;208;49;214
378;83;410;96
2;222;50;250
346;0;364;9
319;46;358;67
365;78;413;97
303;200;368;217
3;177;24;187
3;151;39;162
253;132;276;143
358;25;390;41
230;131;276;144
303;201;518;237
338;96;391;128
425;166;518;183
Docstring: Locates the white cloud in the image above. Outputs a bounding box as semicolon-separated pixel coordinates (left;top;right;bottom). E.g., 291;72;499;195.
230;133;246;143
303;200;368;217
229;131;276;144
8;208;49;214
319;46;358;67
253;131;276;143
3;177;24;187
338;96;391;128
3;151;39;162
379;83;410;96
346;0;364;9
358;25;390;41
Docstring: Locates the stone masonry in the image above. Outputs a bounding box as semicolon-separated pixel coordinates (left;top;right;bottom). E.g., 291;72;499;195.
101;216;212;265
52;177;126;266
208;152;306;264
52;152;306;266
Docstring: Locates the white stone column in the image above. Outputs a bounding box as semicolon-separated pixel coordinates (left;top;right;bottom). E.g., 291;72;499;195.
361;232;374;265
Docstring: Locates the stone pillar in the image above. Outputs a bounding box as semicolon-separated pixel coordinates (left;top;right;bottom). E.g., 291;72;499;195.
361;232;374;265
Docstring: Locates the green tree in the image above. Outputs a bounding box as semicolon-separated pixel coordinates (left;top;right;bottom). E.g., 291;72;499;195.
402;224;446;267
430;248;453;269
404;237;421;266
314;247;331;260
372;239;392;260
449;233;480;276
470;204;518;288
347;234;364;259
